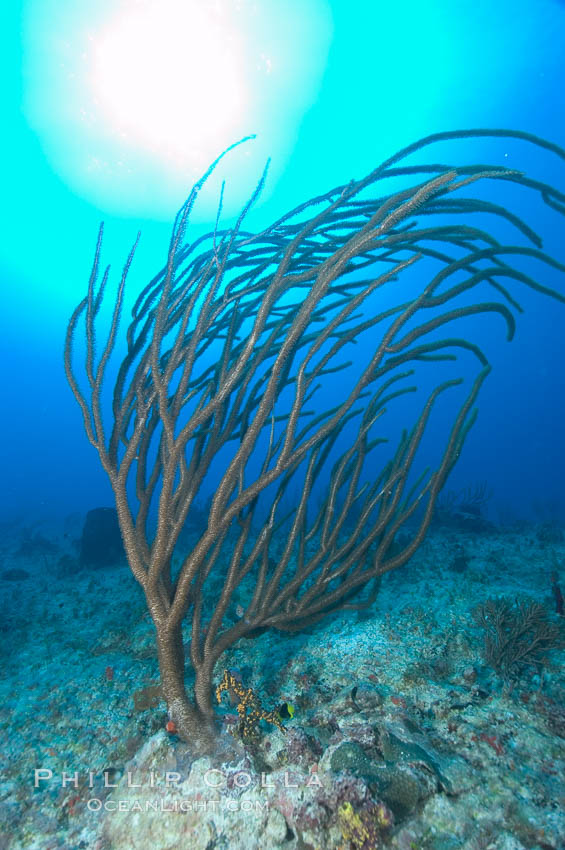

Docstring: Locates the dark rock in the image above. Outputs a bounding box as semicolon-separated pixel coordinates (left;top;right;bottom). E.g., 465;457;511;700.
1;568;30;581
330;741;373;775
368;765;422;820
80;508;125;567
57;553;81;577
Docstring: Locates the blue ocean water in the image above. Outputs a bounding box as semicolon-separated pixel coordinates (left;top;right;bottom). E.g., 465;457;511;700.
1;0;564;523
1;2;564;848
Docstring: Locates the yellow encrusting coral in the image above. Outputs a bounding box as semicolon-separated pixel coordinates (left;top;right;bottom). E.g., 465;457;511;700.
337;799;393;850
216;670;286;738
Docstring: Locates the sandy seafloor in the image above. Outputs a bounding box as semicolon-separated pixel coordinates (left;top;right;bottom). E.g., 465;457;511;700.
1;515;564;850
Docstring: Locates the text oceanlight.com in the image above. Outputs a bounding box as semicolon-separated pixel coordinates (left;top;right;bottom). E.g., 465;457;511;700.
34;769;323;816
87;798;269;813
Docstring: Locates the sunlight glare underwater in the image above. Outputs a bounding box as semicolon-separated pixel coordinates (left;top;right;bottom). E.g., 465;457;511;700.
91;3;246;167
23;0;332;217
